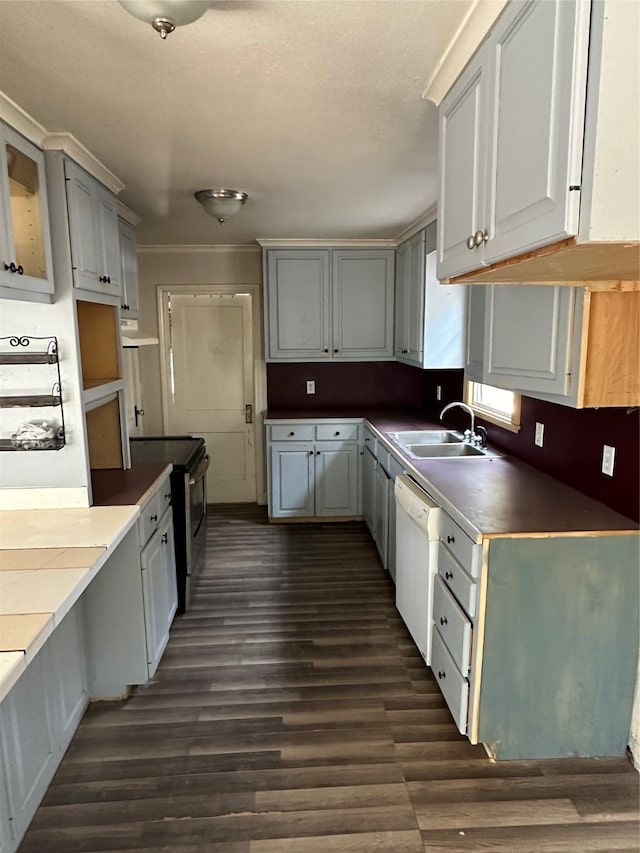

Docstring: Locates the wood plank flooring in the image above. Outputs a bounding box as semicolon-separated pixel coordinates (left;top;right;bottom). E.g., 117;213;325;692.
19;504;639;852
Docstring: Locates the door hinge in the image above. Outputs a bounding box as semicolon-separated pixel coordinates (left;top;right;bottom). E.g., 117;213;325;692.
569;185;581;191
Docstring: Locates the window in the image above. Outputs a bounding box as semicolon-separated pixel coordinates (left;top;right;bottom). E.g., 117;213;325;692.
465;381;521;433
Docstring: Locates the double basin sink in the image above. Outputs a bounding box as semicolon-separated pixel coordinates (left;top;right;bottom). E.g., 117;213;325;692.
387;429;502;460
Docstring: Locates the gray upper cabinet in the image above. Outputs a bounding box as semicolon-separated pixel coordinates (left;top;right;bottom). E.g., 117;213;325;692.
464;285;486;383
437;0;591;281
65;159;121;301
265;248;394;362
118;219;139;319
395;227;465;369
0;122;54;303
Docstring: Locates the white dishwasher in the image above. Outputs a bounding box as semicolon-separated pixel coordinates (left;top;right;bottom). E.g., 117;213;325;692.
394;473;441;665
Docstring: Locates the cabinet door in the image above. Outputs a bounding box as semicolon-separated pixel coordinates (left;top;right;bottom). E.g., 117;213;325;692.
374;462;390;567
362;445;376;537
65;159;102;292
47;604;88;753
332;250;395;359
118;219;139;316
405;232;427;363
266;250;331;360
96;188;121;298
0;122;54;301
464;284;486;382
315;442;359;516
485;0;590;264
0;649;56;844
394;241;409;358
437;46;490;280
141;510;178;677
386;455;403;584
484;284;575;395
269;443;314;517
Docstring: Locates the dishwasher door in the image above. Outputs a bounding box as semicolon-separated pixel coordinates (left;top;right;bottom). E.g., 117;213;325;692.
394;474;440;664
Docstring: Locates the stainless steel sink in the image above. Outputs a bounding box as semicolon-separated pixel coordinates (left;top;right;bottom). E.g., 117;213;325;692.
404;443;490;458
388;429;462;446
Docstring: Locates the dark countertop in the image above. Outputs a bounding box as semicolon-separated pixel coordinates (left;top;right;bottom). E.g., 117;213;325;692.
264;408;639;536
91;464;172;507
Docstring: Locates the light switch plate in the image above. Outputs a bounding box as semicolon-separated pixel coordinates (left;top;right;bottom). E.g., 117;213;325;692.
535;422;544;447
306;380;315;395
602;444;615;476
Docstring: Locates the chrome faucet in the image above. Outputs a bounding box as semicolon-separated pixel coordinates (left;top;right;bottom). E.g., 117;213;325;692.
439;401;479;445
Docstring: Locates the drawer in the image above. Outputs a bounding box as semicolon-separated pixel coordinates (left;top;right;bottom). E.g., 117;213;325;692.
438;546;477;618
362;425;377;451
139;492;162;547
270;424;315;441
433;575;472;673
440;513;482;578
315;423;359;442
431;625;469;735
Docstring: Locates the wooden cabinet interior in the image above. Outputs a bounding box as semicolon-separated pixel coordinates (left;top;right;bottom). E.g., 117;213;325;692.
75;300;121;387
85;398;123;469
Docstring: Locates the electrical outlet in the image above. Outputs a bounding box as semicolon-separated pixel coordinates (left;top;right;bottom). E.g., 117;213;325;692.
306;380;315;395
534;422;544;447
602;444;615;476
436;385;442;401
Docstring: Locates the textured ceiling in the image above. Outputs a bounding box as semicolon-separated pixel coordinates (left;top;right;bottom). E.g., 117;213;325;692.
0;0;475;246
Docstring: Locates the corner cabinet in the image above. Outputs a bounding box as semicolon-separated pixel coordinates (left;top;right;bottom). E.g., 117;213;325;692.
0;122;54;304
394;227;465;369
437;0;591;281
265;248;395;361
267;420;360;519
64;158;121;301
466;283;640;408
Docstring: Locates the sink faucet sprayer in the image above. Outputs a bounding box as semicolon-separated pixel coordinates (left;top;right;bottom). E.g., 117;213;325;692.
439;402;486;447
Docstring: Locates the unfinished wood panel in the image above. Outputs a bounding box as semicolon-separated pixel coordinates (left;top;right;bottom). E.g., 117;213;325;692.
75;301;121;385
85;398;122;469
582;290;640;407
449;239;640;285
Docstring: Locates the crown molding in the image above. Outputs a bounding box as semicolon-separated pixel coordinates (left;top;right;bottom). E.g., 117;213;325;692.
0;91;47;145
395;206;438;245
42;132;125;194
256;238;397;249
117;201;141;227
421;0;508;106
137;244;261;254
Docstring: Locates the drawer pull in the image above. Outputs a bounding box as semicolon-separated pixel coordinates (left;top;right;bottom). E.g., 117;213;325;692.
161;533;168;544
438;670;446;680
447;535;455;544
316;450;321;455
288;431;295;436
164;493;171;500
440;616;448;626
309;450;314;456
445;571;453;580
150;514;158;522
334;431;340;436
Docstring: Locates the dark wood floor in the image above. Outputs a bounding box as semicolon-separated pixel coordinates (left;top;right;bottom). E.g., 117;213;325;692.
20;504;639;852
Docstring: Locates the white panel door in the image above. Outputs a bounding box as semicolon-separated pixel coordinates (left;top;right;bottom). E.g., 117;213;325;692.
485;0;590;263
270;444;314;517
484;284;575;395
167;292;256;503
332;251;395;359
141;512;177;676
437;46;490;280
47;605;88;752
315;442;359;516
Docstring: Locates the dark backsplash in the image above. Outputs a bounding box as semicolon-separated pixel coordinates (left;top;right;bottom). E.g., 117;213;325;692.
267;362;639;521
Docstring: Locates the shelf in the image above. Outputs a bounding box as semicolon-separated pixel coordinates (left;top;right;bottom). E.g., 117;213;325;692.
83;378;124;411
0;352;58;365
0;393;61;408
0;437;65;451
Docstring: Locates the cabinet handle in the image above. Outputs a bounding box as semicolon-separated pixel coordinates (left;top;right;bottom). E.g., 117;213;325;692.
466;235;476;250
474;230;489;247
437;670;446;680
334;431;340;436
324;348;329;353
316;450;321;455
164;492;171;500
150;514;158;522
161;532;168;544
440;616;448;626
447;535;455;544
99;275;108;283
333;348;339;353
289;431;295;437
309;450;314;455
4;262;23;274
445;571;453;580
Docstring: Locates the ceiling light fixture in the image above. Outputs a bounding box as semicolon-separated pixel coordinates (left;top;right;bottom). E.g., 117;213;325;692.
118;1;211;39
195;189;248;224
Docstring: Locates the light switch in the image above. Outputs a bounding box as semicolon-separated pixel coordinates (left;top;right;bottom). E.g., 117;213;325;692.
534;422;544;447
602;445;615;476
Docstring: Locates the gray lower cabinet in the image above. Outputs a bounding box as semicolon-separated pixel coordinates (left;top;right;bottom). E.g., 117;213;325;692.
265;248;395;361
140;506;178;674
361;426;403;576
267;421;360;518
374;461;390;567
362;444;376;536
432;510;639;759
0;605;88;851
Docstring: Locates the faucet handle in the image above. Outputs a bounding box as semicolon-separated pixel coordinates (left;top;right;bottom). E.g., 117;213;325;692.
463;429;473;443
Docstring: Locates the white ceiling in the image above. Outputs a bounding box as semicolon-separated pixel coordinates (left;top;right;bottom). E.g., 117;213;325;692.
0;0;479;246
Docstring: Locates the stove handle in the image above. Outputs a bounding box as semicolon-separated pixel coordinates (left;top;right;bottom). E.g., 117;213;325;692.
189;454;210;486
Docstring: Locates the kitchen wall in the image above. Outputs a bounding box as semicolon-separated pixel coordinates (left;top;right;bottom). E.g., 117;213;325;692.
269;362;640;521
136;246;263;433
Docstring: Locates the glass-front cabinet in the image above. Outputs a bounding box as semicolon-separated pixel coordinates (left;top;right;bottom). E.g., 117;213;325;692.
0;122;54;302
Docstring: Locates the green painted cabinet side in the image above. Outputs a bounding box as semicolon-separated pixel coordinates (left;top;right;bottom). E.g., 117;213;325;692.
478;535;639;760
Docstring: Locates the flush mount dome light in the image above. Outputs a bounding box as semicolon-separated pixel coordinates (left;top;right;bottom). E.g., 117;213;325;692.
194;189;248;224
118;0;211;39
